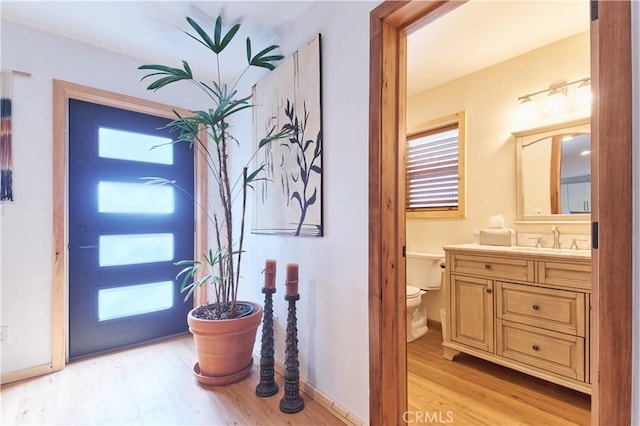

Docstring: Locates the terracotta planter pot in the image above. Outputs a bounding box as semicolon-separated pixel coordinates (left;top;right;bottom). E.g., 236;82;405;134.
188;301;263;386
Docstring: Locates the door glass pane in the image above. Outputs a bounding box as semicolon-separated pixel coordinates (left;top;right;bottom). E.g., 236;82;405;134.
99;233;174;267
99;127;173;164
98;281;174;321
98;181;174;214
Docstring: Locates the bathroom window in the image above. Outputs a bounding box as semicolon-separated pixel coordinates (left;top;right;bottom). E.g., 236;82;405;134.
405;111;466;218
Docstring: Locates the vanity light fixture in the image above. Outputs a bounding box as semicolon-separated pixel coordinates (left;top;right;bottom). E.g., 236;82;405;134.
518;96;537;119
543;87;567;115
574;79;592;108
517;77;591;118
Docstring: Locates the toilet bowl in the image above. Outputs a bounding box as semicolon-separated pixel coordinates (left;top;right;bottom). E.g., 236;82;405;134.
406;252;445;343
406;285;427;342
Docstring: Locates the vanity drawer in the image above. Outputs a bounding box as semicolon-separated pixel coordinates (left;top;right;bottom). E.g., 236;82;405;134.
497;320;585;381
496;282;585;336
450;253;535;282
538;261;591;290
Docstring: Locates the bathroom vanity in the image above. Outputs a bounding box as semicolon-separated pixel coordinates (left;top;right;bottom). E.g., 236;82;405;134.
442;244;591;394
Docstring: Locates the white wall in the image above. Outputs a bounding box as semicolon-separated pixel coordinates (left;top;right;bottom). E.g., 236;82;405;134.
238;2;377;421
1;1;378;422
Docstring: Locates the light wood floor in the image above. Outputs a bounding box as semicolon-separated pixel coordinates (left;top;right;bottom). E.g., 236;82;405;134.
0;335;345;425
408;324;591;425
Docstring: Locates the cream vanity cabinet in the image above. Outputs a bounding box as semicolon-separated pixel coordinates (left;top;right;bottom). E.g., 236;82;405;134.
442;244;591;394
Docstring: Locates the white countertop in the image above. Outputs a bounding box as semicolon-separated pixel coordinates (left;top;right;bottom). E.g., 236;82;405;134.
442;243;591;260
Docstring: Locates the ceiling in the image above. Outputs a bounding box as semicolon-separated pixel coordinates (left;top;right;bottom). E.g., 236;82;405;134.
408;0;590;96
2;1;590;96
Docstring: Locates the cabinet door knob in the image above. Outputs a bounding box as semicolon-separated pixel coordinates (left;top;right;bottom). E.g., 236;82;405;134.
532;304;540;310
486;288;492;294
532;345;540;351
484;264;492;269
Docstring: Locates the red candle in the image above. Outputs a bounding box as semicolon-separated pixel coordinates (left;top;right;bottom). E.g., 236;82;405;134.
286;263;299;296
264;259;276;289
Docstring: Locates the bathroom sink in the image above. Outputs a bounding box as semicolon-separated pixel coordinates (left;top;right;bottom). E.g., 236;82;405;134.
510;246;590;256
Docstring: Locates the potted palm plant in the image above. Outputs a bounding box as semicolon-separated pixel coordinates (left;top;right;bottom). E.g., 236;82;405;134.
138;15;290;385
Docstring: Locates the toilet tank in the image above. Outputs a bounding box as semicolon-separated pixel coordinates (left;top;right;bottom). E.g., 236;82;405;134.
406;252;445;290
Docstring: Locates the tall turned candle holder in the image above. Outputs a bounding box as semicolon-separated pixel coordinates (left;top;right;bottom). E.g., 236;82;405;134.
279;290;304;414
256;260;278;397
255;286;278;397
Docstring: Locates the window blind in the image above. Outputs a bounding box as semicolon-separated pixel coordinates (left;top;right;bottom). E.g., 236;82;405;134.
406;125;459;210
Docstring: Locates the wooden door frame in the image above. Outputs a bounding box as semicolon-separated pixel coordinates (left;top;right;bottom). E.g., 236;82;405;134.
368;1;633;425
50;80;208;371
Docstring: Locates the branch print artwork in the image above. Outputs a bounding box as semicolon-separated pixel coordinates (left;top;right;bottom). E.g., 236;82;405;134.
252;35;323;237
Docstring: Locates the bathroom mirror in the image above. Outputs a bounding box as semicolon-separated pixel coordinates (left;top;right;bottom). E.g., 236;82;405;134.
513;117;591;222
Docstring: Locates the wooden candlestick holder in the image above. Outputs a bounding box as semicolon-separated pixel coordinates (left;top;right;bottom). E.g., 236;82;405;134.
256;287;278;397
279;294;304;413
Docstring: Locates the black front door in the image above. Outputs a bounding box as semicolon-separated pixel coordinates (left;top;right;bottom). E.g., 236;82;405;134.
68;99;194;359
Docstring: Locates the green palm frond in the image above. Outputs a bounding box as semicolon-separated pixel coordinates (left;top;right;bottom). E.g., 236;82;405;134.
139;15;295;310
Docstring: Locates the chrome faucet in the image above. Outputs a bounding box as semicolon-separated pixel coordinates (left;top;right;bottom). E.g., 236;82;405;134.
552;226;561;249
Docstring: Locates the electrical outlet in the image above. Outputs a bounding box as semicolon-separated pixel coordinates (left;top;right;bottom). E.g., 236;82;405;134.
0;326;8;344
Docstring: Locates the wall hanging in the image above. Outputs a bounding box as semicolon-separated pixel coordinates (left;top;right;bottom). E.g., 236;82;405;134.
252;35;323;237
1;70;13;201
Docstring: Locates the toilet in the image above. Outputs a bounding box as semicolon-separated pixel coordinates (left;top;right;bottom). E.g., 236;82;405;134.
406;252;445;343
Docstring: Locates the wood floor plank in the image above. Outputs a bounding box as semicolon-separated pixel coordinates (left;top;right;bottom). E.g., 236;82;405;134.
408;325;590;426
0;335;345;426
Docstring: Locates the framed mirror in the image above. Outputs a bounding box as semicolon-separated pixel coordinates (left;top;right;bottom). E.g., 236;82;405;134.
513;117;590;222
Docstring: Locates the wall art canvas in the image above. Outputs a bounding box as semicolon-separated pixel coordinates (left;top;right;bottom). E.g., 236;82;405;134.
252;35;323;237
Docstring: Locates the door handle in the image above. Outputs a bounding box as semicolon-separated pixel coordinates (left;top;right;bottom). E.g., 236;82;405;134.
78;244;98;249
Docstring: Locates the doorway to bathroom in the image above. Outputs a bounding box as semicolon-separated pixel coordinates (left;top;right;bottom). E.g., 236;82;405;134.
403;2;591;423
368;1;633;425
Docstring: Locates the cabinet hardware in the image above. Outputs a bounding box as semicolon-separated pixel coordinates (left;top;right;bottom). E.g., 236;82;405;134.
532;345;540;351
532;304;540;310
486;288;492;294
484;264;491;269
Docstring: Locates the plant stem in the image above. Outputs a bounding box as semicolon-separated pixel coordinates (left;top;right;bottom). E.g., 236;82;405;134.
235;167;248;305
219;121;236;315
213;213;224;316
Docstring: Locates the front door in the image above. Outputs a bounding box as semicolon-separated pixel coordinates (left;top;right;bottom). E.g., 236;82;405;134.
68;99;194;359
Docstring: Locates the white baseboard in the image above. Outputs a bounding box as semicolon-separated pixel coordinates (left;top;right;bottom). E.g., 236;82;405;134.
253;354;364;426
